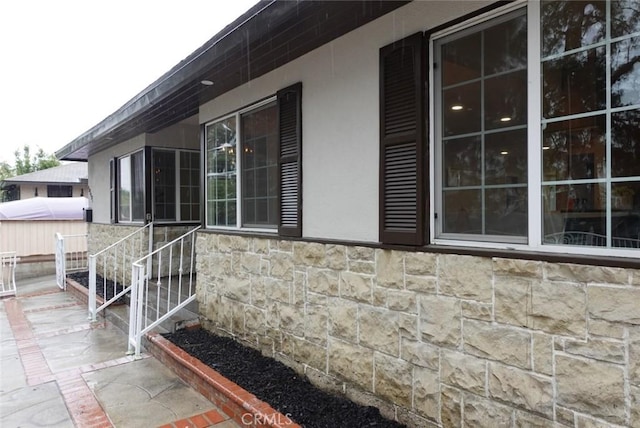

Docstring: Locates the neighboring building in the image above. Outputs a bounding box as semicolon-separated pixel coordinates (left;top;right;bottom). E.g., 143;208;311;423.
0;162;88;202
56;1;640;427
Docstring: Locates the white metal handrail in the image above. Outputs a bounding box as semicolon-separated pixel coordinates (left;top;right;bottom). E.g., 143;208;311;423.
128;225;200;357
88;223;153;321
0;251;17;297
55;233;89;290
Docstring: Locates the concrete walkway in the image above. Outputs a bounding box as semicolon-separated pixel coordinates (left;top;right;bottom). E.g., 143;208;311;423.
0;275;240;428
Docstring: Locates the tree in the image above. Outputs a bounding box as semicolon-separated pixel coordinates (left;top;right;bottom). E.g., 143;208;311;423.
12;145;60;176
0;161;12;181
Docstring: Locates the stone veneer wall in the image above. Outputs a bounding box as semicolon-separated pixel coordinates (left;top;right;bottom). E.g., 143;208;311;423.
195;233;640;428
89;224;195;283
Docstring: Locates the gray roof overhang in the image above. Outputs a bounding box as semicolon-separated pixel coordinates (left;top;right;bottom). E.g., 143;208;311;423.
56;0;410;161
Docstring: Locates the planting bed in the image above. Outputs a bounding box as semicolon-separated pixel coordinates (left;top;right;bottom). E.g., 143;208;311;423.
164;328;406;428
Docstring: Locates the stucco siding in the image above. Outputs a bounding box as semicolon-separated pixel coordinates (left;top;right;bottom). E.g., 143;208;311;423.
199;1;491;242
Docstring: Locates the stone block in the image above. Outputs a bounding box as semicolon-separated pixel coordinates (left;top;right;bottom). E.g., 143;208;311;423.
564;338;625;364
464;393;513;428
206;253;232;277
293;337;327;372
398;313;418;341
440;385;462;428
340;271;372;303
588;286;640;325
304;304;327;345
575;414;621;428
231;304;244;334
387;290;417;313
494;276;531;327
530;281;587;336
405;274;437;294
269;252;295;280
631;385;640;428
419;295;461;347
373;353;413;408
441;350;486;394
327;298;358;341
400;338;439;370
265;278;291;304
279;303;304;336
349;260;376;275
532;333;554;376
292;270;306;305
513;411;555;427
494;258;542;278
588;318;626;339
439;254;492;302
413;367;439;420
244;306;266;335
347;246;375;261
293;242;326;267
376;249;404;289
404;252;437;276
250;276;266;307
461;301;493;321
372;287;387;306
464;319;531;369
328;339;373;392
277;240;293;253
252;238;269;254
218;234;249;252
556;354;625;424
555;406;575;427
630;327;640;385
488;362;553;416
240;252;261;274
359;306;399;356
325;245;347;270
545;263;629;285
307;268;339;296
222;276;251;303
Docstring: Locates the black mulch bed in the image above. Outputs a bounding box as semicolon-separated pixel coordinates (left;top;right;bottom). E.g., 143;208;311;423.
164;328;407;428
67;271;126;303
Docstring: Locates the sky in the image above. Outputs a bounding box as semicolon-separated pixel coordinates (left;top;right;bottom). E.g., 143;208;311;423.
0;0;258;164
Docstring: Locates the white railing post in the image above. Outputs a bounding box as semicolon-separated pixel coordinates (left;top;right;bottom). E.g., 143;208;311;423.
147;222;154;278
128;263;140;355
134;264;146;358
88;254;97;321
55;233;66;290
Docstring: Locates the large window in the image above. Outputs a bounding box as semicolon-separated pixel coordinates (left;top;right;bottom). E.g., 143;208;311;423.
429;0;640;254
118;151;145;222
435;10;528;242
205;99;278;230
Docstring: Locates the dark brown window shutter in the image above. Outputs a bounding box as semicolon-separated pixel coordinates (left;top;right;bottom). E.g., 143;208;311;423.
379;32;426;245
277;82;303;237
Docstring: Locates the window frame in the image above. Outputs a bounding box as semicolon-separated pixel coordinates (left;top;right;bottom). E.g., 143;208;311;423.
116;149;146;224
151;148;200;223
429;0;640;258
47;185;73;198
204;96;279;233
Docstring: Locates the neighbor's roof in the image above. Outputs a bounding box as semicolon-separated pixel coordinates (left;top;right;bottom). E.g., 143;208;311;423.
55;1;409;161
1;162;88;186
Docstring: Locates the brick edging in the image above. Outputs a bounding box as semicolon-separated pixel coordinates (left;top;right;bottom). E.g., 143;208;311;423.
65;277;102;306
145;331;301;428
